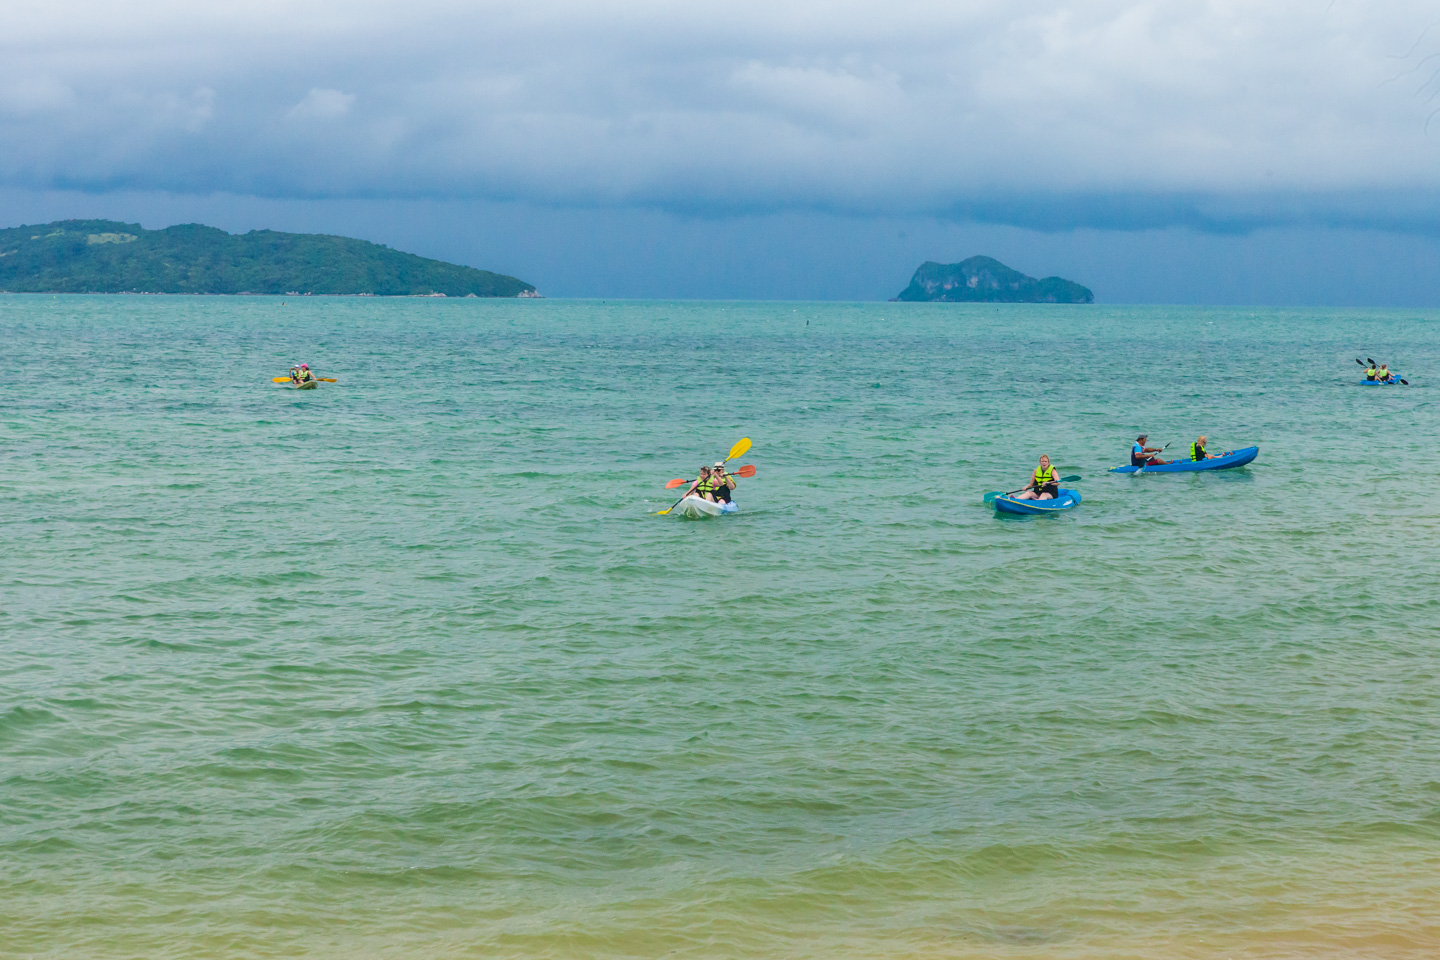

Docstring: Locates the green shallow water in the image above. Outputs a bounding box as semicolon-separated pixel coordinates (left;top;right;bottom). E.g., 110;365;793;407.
3;296;1439;959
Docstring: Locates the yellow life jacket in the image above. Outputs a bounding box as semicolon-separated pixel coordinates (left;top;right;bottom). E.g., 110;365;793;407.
1190;441;1203;461
1034;466;1056;487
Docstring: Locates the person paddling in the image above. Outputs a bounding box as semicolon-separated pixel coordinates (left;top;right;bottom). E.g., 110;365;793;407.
711;462;736;504
1364;363;1379;381
681;466;716;503
1131;434;1168;468
1189;435;1218;461
1377;363;1394;383
1013;454;1060;501
294;363;316;384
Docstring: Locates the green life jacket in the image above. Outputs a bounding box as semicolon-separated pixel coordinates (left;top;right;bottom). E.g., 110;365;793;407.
1033;466;1056;487
1190;441;1203;461
695;478;715;495
1365;367;1377;380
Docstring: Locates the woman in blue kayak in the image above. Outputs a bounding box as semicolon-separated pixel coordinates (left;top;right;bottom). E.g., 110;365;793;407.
1189;435;1219;461
1012;454;1060;501
1131;434;1169;467
1376;363;1394;383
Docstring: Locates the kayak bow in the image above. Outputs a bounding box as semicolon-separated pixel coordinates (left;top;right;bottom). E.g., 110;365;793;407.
675;496;738;518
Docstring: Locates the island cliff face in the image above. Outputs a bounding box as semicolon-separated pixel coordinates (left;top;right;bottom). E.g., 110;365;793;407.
894;256;1092;303
0;220;537;297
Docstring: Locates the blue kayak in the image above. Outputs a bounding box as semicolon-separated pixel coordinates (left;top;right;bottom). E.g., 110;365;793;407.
993;489;1081;515
1359;378;1403;385
1110;445;1259;474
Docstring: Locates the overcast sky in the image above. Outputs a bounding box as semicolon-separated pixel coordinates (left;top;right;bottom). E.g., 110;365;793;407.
5;1;1440;301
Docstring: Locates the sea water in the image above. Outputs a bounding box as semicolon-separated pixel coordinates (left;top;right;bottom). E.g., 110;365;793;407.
2;296;1438;959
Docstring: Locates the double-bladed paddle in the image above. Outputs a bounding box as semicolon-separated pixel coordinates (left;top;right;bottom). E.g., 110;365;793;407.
983;475;1081;503
654;438;751;515
272;376;338;383
666;464;756;488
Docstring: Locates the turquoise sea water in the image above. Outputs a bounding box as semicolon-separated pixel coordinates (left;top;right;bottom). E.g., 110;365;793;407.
3;296;1439;959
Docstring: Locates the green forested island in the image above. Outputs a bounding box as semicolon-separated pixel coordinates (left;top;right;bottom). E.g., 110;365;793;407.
0;220;537;297
894;256;1092;303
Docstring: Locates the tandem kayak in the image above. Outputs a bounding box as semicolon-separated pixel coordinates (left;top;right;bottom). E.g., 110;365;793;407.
1110;445;1259;474
294;380;318;390
676;496;738;518
992;489;1081;515
1359;378;1403;385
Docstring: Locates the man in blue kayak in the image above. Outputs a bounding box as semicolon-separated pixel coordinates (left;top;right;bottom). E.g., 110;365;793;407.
1189;435;1219;461
1131;434;1169;467
1364;363;1379;381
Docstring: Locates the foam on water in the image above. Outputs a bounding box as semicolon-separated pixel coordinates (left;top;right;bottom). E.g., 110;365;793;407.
2;296;1439;958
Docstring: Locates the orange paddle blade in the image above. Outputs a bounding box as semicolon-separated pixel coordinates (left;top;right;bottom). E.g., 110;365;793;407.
733;464;756;478
665;478;690;489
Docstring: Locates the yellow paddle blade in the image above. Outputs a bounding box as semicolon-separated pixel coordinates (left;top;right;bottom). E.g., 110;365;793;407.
726;437;751;462
318;378;338;382
653;508;673;515
272;376;292;382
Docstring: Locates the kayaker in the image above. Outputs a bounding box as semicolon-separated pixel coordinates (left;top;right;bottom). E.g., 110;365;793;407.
712;462;736;504
1013;454;1059;501
1364;364;1379;381
683;466;716;503
1131;435;1169;467
294;363;316;384
1377;363;1393;383
1189;435;1218;461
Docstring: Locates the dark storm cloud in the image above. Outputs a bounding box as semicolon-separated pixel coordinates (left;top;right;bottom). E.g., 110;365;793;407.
4;0;1440;231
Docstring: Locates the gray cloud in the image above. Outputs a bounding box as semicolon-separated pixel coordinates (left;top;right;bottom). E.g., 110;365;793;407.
3;1;1440;230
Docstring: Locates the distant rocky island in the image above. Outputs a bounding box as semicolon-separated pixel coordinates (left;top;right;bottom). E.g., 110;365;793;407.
0;220;538;297
893;256;1092;303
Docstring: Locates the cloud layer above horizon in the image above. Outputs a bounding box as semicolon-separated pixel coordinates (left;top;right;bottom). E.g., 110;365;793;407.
4;0;1440;232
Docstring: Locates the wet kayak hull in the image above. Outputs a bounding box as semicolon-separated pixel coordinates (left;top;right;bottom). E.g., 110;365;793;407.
993;489;1081;515
1359;378;1403;385
1110;445;1259;474
294;380;318;390
677;496;738;518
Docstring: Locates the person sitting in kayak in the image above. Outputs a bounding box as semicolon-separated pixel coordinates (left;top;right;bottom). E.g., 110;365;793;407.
1364;364;1379;381
711;462;736;504
1013;454;1059;501
683;466;717;503
1131;435;1168;467
1189;435;1219;461
1376;363;1393;383
293;363;316;384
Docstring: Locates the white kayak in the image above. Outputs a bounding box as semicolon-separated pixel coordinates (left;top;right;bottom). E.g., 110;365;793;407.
676;496;738;518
